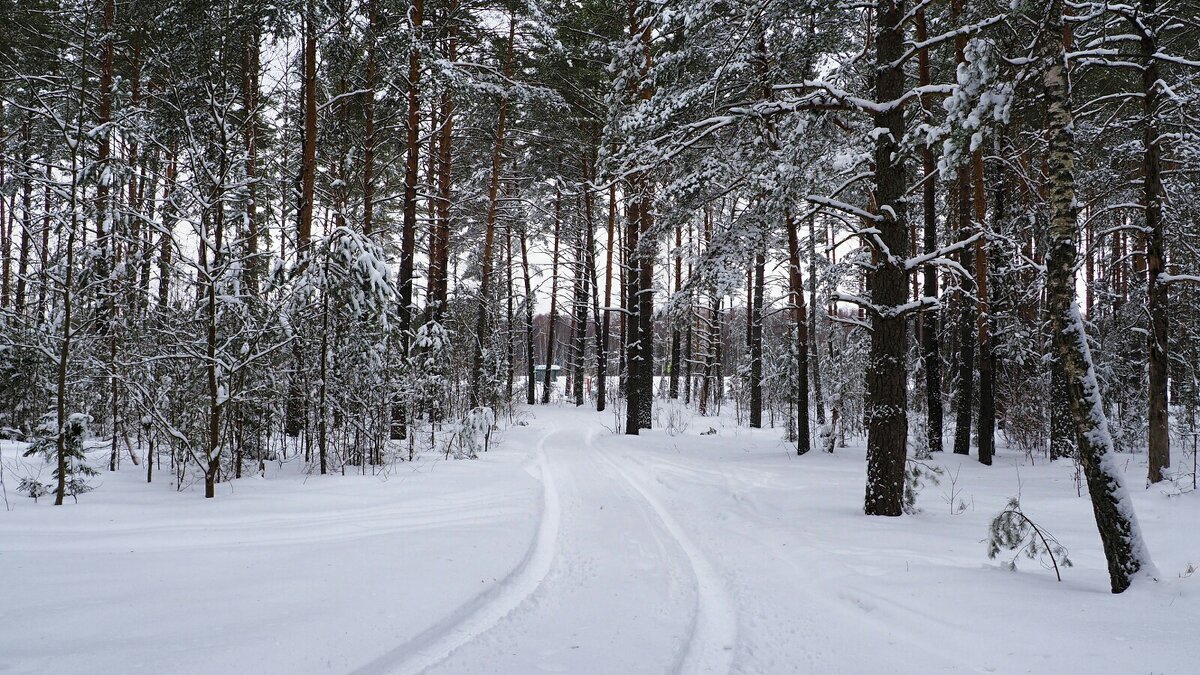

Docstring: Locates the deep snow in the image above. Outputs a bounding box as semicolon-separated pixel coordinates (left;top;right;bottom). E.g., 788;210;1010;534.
1;404;1197;674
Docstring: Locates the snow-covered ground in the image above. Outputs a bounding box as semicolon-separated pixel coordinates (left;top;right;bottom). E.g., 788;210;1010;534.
2;404;1197;674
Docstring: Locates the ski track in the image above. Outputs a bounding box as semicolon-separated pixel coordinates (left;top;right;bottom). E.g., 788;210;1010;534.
349;427;562;675
626;449;989;675
589;430;739;675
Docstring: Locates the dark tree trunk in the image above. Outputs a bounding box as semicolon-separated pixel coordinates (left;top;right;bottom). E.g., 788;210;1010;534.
298;0;316;254
394;0;423;439
973;150;994;466
1141;0;1169;484
520;224;536;405
863;0;910;517
669;224;682;399
787;215;811;454
917;8;942;453
542;190;562;404
952;173;976;456
624;197;641;432
749;250;765;428
597;181;615;412
471;14;513;407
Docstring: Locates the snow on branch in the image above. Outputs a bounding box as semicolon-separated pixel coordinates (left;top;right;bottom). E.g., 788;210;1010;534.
805;195;881;223
903;231;983;271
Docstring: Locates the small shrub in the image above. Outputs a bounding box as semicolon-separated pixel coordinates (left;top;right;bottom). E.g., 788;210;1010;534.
987;496;1072;581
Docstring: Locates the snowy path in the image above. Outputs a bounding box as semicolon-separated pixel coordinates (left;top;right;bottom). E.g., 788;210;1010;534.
350;429;563;675
398;412;737;675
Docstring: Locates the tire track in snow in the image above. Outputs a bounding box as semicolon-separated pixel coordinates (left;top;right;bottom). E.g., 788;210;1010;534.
589;431;738;675
350;427;562;675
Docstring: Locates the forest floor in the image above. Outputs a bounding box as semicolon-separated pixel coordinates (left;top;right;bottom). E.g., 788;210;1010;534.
1;404;1198;674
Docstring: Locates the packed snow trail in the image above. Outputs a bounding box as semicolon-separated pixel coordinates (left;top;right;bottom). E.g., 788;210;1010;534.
374;408;735;675
351;429;563;675
589;430;738;674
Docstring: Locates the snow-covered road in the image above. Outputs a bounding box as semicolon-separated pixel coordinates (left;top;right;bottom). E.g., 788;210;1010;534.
2;405;1198;674
391;415;738;675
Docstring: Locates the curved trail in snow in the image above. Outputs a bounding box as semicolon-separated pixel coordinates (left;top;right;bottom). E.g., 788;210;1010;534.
589;430;739;675
350;428;562;675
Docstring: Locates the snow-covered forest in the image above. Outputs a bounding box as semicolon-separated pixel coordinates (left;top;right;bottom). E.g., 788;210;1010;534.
1;0;1199;672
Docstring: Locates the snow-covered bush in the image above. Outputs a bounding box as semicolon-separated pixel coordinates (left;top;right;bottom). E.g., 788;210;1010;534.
460;407;495;458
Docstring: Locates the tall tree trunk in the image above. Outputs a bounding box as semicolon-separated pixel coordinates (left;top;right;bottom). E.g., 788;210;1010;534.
394;0;424;438
787;215;811;453
15;120;33;313
950;0;975;456
93;0;115;328
973;150;994;465
1142;0;1169;484
749;249;765;428
542;190;562;404
596;173;615;411
1041;0;1152;592
863;0;909;517
0;166;9;310
431;0;458;322
809;216;824;427
669;223;682;399
157;150;177;311
623;197;639;431
520;223;536;405
298;0;317;254
917;8;942;453
242;25;261;294
362;0;377;237
624;0;655;432
471;14;513;407
571;208;588;407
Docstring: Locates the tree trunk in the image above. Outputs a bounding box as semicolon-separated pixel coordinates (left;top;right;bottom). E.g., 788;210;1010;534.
749;249;765;428
520;224;535;405
431;0;458;323
298;0;317;254
93;0;115;328
917;8;942;453
394;0;424;438
362;0;377;237
1142;0;1169;484
788;215;811;453
669;223;682;399
471;14;513;407
624;198;640;432
863;0;909;517
1041;0;1152;592
952;172;976;456
973;150;994;466
597;184;616;411
542;190;562;404
949;0;976;457
241;25;260;294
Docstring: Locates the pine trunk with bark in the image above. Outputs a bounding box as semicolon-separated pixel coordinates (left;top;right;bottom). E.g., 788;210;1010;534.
1142;0;1169;484
917;7;942;453
973;150;994;466
542;191;562;404
863;0;910;517
471;14;513;407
